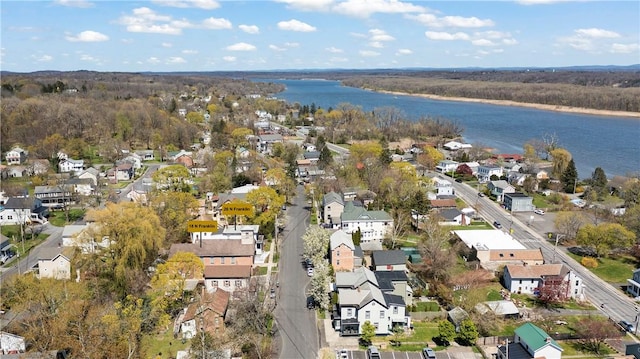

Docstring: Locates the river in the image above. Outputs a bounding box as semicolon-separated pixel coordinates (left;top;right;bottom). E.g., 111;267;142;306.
258;79;640;179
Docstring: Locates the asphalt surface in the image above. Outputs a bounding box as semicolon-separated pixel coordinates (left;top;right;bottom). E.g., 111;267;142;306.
275;185;320;359
451;177;639;329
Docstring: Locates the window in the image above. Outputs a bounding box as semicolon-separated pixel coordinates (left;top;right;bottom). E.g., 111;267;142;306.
575;280;579;286
379;310;384;319
235;280;242;287
393;306;398;315
347;308;353;317
365;311;370;319
336;250;340;257
224;280;230;287
373;322;379;329
231;257;236;264
336;260;340;265
519;280;522;284
220;257;225;264
212;280;218;287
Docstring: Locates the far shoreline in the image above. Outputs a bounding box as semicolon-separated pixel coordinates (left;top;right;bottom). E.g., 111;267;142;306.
374;89;640;120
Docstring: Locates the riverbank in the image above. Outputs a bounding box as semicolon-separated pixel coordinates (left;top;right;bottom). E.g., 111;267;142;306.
377;90;640;119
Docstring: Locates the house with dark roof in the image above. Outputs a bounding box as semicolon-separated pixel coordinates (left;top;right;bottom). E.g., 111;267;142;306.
371;250;407;272
169;239;254;296
437;208;470;226
497;323;563;359
340;202;392;250
179;288;230;339
0;197;49;225
626;268;640;300
487;180;515;202
5;147;28;165
503;264;585;300
374;270;413;306
334;267;409;336
323;191;344;228
256;134;283;154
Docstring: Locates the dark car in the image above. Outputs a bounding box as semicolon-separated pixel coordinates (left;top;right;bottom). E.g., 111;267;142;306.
306;296;315;309
455;178;463;183
493;221;502;229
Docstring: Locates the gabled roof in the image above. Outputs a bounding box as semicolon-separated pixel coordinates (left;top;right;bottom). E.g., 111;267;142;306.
515;322;563;352
303;151;321;159
489;249;544;261
169;240;255;257
3;197;38;210
338;281;387;309
383;292;405;306
429;199;457;208
323;191;344;207
438;208;463;221
447;306;469;325
330;230;354;250
183;288;230;322
335;267;378;289
474;300;520;316
489;180;512;189
38;247;69;262
341;202;391;221
372;250;406;266
374;271;408;291
505;264;564;279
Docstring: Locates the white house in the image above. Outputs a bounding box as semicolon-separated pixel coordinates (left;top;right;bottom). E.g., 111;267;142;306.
627;268;640;301
0;197;49;225
432;177;454;196
335;267;409;336
322;191;345;227
59;158;84;174
5;147;27;165
443;141;472;151
62;223;110;253
37;247;71;280
435;160;459;174
497;323;563;359
477;165;504;183
190;224;262;255
340;202;392;250
503;264;585;300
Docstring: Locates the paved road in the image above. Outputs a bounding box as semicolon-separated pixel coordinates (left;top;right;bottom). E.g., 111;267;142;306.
275;185;319;359
451;178;639;329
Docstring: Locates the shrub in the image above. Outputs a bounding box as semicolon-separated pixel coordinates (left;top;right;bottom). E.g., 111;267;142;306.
581;256;599;268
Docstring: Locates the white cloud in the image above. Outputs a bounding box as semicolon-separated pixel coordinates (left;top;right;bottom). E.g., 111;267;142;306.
333;0;425;18
65;30;109;42
269;44;286;51
54;0;94;8
275;0;334;12
610;43;639;54
396;48;412;55
285;42;300;48
369;41;384;48
162;42;172;48
167;56;186;64
223;56;236;62
121;38;134;44
147;57;161;64
202;17;232;30
359;50;380;57
226;42;256;51
326;46;343;53
574;28;620;39
425;31;469;41
472;39;495;46
502;38;518;45
369;29;395;42
278;19;317;32
239;24;260;34
151;0;220;9
33;54;53;62
408;13;494;28
117;7;187;35
79;54;100;62
350;32;367;38
182;49;199;54
329;56;349;62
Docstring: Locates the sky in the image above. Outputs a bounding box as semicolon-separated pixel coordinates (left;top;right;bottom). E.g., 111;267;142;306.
1;0;639;72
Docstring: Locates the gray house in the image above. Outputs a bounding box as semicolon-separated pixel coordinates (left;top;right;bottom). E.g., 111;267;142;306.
503;192;534;212
371;250;407;272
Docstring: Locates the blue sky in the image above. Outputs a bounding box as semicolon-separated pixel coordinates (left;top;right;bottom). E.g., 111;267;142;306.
1;0;638;72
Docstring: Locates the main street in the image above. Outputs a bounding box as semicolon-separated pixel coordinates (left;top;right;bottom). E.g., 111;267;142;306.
451;178;639;328
274;185;319;359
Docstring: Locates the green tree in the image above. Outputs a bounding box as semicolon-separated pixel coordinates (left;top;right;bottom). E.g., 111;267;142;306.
590;167;608;197
360;321;376;346
576;222;636;258
456;319;479;346
150;191;199;244
186;111;204;124
86;202;166;297
438;320;456;346
152;164;192;192
561;159;578;193
245;186;285;237
550;148;572;179
101;295;145;359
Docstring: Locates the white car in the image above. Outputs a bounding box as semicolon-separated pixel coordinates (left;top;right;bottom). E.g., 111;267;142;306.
336;349;348;359
307;267;314;277
534;209;545;215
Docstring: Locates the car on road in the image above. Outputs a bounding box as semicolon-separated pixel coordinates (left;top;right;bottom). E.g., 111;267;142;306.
367;346;381;359
307;267;314;277
422;347;436;359
306;296;315;309
619;320;636;332
534;209;545;215
455;178;463;183
493;221;502;229
270;288;276;298
478;192;485;197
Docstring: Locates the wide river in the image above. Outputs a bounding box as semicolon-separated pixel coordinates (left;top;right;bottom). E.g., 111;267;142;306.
259;79;639;179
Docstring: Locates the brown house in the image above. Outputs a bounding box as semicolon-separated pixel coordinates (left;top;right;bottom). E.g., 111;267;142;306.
180;288;230;339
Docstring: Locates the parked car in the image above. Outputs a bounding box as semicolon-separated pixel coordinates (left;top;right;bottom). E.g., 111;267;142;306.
270;288;276;299
422;347;437;359
534;209;545;215
619;320;636;332
307;267;314;277
493;221;502;229
478;192;485;197
0;254;8;265
367;346;381;359
455;178;463;183
336;349;349;359
306;296;315;309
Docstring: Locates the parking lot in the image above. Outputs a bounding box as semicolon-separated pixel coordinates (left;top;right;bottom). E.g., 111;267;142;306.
333;347;478;359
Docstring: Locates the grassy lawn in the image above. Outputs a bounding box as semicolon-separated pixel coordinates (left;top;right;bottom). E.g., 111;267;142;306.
254;266;268;276
141;330;189;358
47;208;86;227
450;222;492;230
558;340;617;357
0;225;49;258
566;252;637;283
373;321;441;351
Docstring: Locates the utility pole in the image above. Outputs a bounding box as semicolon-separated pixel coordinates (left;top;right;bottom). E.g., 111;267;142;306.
552;234;564;263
